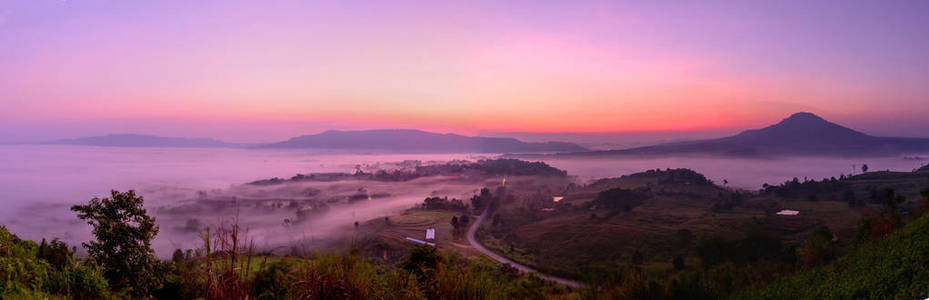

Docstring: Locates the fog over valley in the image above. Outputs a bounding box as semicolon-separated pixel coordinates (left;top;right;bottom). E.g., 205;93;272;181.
2;144;926;256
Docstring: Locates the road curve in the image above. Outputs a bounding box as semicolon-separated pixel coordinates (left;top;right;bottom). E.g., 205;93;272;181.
466;208;586;288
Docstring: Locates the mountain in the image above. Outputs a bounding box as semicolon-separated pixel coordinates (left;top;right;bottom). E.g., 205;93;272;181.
256;129;587;153
543;112;929;157
46;134;237;148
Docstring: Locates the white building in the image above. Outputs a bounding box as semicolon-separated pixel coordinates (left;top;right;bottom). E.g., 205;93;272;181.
776;210;800;216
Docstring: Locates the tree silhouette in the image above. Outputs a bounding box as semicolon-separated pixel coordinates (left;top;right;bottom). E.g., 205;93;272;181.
71;190;160;296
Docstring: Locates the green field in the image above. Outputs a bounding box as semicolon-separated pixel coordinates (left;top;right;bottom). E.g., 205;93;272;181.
471;167;929;297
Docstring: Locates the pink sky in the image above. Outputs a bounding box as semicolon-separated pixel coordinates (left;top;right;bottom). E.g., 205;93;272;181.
1;1;928;142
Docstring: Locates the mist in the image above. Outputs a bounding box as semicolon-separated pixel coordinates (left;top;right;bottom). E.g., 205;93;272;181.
543;155;929;189
1;144;927;256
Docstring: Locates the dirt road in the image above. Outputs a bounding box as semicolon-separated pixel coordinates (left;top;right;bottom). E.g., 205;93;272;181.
465;208;585;288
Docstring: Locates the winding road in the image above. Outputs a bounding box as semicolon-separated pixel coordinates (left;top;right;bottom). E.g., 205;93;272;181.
466;208;585;288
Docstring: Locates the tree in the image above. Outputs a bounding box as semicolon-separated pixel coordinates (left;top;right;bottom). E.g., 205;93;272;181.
401;244;440;281
672;255;685;270
675;229;693;248
920;188;929;214
459;214;470;226
807;194;818;202
861;164;869;173
800;226;836;268
71;190;160;296
880;188;905;231
632;250;644;265
844;190;858;208
697;236;732;266
37;238;72;270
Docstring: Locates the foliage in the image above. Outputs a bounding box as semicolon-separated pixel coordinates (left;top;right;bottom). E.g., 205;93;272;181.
797;226;838;268
761;176;848;199
421;196;468;211
743;213;929;299
470;187;496;212
920;187;929;215
37;238;72;270
0;225;111;300
250;158;567;185
634;168;713;186
696;230;795;267
71;189;161;297
589;187;650;211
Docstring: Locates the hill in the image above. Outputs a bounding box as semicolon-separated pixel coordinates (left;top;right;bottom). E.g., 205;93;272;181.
247;158;567;185
743;213;929;299
256;129;587;153
918;163;929;173
45;134;237;148
544;112;929;158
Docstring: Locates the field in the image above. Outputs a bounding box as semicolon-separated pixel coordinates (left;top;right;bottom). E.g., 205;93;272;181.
473;167;929;290
355;209;489;262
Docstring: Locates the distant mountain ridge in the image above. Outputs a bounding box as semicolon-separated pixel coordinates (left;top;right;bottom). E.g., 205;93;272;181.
541;112;929;158
46;134;237;148
43;130;587;153
256;129;587;153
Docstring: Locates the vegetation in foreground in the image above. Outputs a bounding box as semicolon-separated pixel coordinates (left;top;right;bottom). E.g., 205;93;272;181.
742;209;929;299
1;190;573;299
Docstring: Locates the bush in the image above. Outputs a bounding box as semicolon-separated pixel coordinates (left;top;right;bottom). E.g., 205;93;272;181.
0;226;111;300
252;260;295;300
745;214;929;299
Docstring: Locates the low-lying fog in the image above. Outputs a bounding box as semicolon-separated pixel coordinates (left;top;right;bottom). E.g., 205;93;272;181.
1;145;926;256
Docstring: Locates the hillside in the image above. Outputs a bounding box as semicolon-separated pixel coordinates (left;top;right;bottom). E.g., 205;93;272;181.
744;213;929;299
46;134;237;148
919;163;929;173
256;129;587;153
545;112;929;158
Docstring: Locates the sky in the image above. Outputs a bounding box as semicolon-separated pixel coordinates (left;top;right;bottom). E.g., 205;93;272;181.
1;0;928;143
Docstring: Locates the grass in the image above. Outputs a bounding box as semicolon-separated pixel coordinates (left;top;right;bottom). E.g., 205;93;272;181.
740;213;929;299
358;209;487;262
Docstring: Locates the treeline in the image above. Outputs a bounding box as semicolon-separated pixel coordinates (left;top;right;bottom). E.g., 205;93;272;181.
587;168;714;189
249;159;567;186
630;168;714;185
419;196;468;212
761;176;849;198
588;187;650;211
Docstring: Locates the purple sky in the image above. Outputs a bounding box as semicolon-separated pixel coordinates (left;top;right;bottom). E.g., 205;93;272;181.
1;1;928;143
